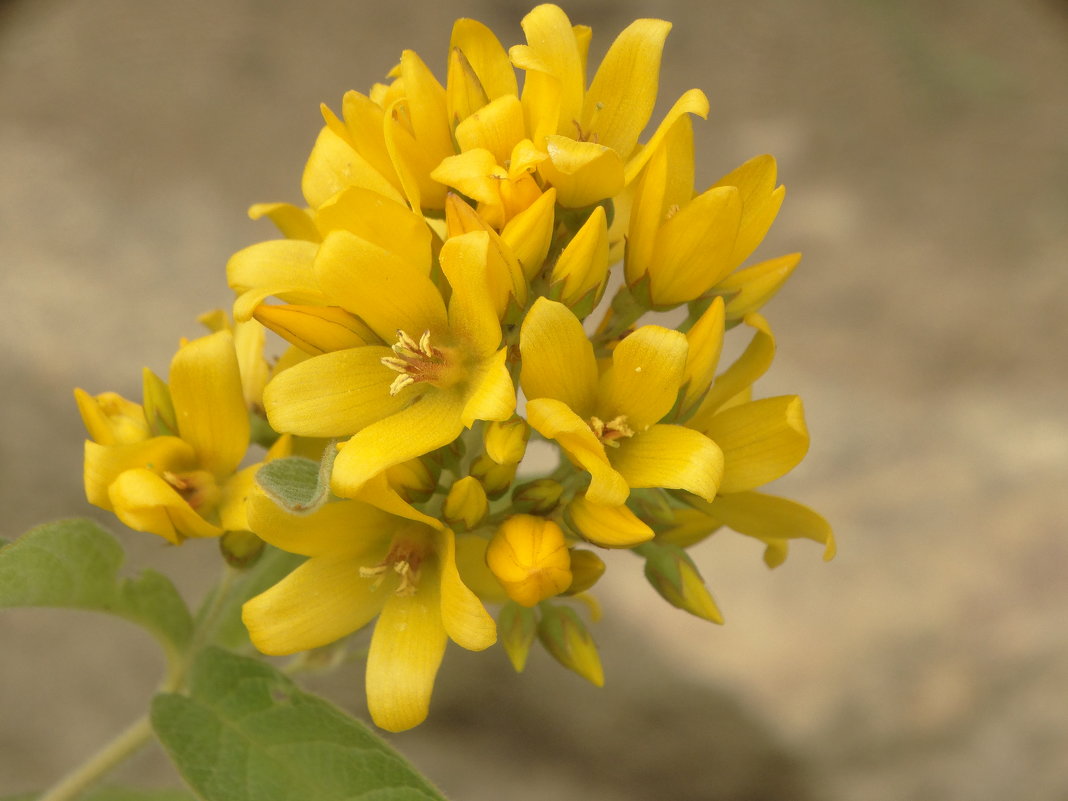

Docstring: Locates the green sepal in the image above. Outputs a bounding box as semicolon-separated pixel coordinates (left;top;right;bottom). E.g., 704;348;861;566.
151;647;447;801
142;368;178;437
0;519;193;663
498;601;537;672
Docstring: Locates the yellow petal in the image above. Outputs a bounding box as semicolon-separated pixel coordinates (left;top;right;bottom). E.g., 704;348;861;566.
717;252;801;319
550;204;608;309
383;99;446;212
439;231;506;352
501;186;556;279
399;49;454;166
313;186;431;271
566;495;653;547
455;94;526;165
301;126;404;208
702;396;809;494
539;136;625;208
242;552;388;656
520;297;598;419
712;154;785;270
248;202;321;242
688;312;775;428
625;113;694;286
597;324;688;429
74;389;149;446
441;197;528;315
438;528;497;650
314;230;448;342
253;304;377;356
650;185;741;306
580;19;672;158
450;17;518;104
83;437;195;511
247;491;396;557
610;424;722;501
366;575;448;732
623;87;709;185
446;45;490;125
454;534;509;603
679;296;725;416
232;319;269;408
334;92;404;195
263;346;407;438
216;462;258;532
169;331;249;478
460;347;516;427
108;468;223;543
512;4;584;141
709;491;836;561
227;239;322;322
432;149;506;208
332;391;465;497
525;397;629;506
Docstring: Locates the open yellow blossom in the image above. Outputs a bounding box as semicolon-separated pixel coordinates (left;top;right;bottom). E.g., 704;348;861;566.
262;229;515;497
520;297;723;507
79;327;276;544
241;490;495;732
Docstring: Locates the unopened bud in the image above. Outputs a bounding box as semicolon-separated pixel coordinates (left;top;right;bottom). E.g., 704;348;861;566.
562;549;605;595
74;388;151;445
486;515;572;607
484;417;530;465
442;476;489;530
537;604;604;687
498;601;537;672
386;457;439;503
511;478;564;514
641;542;724;624
219;529;265;569
469;453;517;499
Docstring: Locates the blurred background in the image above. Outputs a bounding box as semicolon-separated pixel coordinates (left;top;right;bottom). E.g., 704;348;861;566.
2;0;1066;798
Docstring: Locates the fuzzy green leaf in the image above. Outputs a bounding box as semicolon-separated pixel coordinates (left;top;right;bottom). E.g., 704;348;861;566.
254;446;335;515
0;519;192;660
151;647;446;801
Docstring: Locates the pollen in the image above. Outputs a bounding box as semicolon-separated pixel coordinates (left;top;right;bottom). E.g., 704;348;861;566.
359;540;425;595
588;415;635;448
381;329;449;396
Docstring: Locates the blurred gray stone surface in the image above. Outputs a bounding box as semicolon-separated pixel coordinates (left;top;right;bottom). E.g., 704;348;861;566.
2;0;1067;798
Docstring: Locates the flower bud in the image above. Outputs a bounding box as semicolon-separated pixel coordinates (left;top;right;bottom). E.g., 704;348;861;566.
537;604;604;687
219;529;265;569
511;478;564;515
74;389;151;445
386;457;438;503
562;549;605;595
483;417;530;465
641;543;723;624
486;515;572;607
549;204;609;316
469;453;517;499
442;476;489;531
498;601;537;672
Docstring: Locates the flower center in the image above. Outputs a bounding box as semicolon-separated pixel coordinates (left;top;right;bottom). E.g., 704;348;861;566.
359;539;427;596
588;415;634;448
381;329;450;396
163;470;219;512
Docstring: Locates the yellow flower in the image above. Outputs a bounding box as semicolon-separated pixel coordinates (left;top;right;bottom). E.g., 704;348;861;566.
79;328;273;544
261;230;516;497
241;490;495;732
520;297;722;506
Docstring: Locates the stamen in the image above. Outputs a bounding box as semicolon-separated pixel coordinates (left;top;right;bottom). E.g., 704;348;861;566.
588;415;635;448
381;329;448;396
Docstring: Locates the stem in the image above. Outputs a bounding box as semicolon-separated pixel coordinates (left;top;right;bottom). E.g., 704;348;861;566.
37;714;153;801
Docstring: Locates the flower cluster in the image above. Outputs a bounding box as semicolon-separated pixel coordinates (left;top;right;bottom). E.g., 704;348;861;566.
76;4;833;732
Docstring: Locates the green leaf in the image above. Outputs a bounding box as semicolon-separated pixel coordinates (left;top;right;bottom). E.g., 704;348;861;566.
2;788;197;801
255;445;335;515
152;647;446;801
0;519;192;661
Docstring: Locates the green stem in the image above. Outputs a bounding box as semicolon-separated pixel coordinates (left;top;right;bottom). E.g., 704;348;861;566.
36;714;154;801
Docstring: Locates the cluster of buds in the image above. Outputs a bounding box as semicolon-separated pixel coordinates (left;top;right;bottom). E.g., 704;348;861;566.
75;4;833;732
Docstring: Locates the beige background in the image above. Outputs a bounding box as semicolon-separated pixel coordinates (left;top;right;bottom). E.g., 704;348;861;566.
2;0;1066;799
